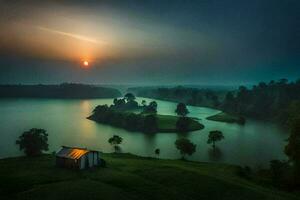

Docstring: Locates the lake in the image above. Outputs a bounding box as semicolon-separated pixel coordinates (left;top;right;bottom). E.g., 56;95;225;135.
0;97;288;167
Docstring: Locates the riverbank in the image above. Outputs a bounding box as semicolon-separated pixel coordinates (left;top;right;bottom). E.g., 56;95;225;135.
206;112;246;125
0;153;297;200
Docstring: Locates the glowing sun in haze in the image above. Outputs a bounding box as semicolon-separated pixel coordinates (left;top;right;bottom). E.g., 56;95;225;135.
81;60;90;69
83;61;89;67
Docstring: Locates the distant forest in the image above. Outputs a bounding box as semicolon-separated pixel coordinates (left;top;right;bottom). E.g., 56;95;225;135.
0;83;121;99
128;86;227;108
222;79;300;124
129;79;300;125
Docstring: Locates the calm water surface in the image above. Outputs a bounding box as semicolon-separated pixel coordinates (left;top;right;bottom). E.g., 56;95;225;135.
0;98;287;167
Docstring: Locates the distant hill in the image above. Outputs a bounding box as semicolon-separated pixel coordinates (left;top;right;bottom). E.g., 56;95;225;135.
0;83;121;99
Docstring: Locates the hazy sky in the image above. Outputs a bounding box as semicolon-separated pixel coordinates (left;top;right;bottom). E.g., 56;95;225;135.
0;0;299;85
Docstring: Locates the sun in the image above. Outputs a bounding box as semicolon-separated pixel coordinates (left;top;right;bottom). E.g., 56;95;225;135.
83;61;89;67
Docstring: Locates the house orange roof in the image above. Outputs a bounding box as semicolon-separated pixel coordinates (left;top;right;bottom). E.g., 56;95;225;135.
56;146;89;159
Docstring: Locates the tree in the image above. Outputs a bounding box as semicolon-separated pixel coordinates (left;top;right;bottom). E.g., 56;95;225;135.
124;93;136;102
143;101;158;114
149;101;158;110
175;103;189;117
111;98;126;109
175;138;196;160
207;130;224;150
155;148;160;157
108;135;123;153
16;128;49;156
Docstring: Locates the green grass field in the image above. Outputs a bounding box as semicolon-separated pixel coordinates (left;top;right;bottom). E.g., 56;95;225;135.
0;154;298;200
206;112;245;124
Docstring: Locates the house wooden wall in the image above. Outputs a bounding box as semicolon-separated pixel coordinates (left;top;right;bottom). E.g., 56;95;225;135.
56;151;100;170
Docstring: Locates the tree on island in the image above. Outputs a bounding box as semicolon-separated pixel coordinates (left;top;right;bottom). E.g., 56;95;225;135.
155;148;160;157
142;101;158;114
112;98;126;109
175;103;189;117
16;128;49;156
175;138;196;160
124;93;138;109
112;94;138;110
124;93;136;102
207;130;224;150
108;135;123;153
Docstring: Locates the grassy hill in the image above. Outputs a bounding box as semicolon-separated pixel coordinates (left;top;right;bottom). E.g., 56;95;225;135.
0;154;297;200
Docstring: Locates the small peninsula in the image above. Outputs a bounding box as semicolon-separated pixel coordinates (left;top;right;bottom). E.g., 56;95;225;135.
206;112;246;125
88;93;204;133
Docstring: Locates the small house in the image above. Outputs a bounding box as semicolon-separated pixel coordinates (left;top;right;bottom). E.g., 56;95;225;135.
56;146;101;170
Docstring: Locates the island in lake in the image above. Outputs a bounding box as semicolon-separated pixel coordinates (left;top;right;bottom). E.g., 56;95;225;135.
88;93;204;133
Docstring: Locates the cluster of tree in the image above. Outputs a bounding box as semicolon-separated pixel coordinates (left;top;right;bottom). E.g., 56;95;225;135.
89;104;158;133
0;83;121;98
129;86;224;108
141;100;158;114
15;127;224;164
174;129;224;160
129;79;300;126
221;79;300;124
111;93;139;111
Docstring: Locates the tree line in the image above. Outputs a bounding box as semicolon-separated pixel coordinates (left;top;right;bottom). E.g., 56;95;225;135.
221;79;300;124
0;83;121;99
16;128;224;161
129;79;300;126
129;86;224;108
